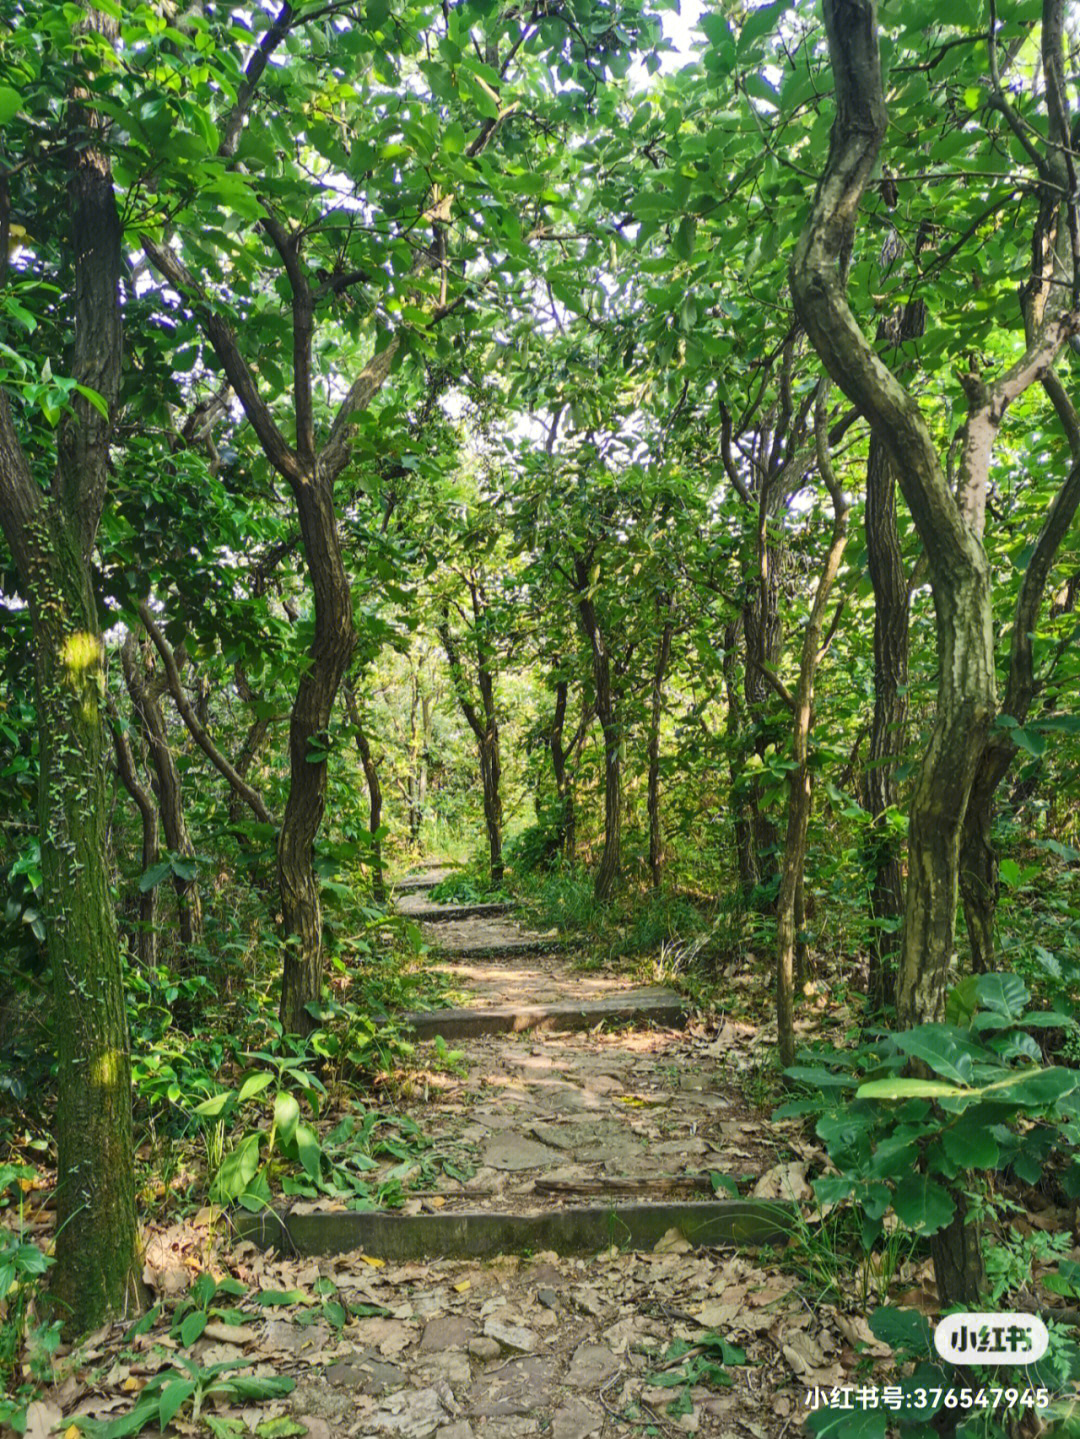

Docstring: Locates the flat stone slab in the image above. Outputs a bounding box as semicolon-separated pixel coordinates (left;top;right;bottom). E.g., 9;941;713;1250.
403;988;685;1040
397;901;514;921
236;1199;796;1260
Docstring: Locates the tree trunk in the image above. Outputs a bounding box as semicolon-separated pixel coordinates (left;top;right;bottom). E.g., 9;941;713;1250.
278;466;356;1034
122;631;202;954
107;696;158;970
647;600;675;890
777;395;849;1070
0;15;143;1325
864;435;909;1011
228;663;272;830
345;682;385;901
438;613;503;886
574;564;621;902
959;383;1080;972
722;622;758;893
863;239;926;1012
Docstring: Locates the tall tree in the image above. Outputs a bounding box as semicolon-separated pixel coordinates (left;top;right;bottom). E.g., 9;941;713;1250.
791;0;1080;1303
0;0;141;1330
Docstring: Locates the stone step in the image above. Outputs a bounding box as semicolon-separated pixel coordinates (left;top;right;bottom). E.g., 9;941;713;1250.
403;987;686;1041
237;1198;796;1261
423;935;580;961
398;901;515;922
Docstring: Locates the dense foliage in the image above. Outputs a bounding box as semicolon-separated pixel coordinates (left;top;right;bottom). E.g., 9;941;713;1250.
3;0;1080;1427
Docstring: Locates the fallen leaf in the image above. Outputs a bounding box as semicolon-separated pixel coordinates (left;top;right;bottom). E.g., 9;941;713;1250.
653;1228;691;1255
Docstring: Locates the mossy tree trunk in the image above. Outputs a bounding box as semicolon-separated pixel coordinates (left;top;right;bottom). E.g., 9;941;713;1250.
0;11;143;1329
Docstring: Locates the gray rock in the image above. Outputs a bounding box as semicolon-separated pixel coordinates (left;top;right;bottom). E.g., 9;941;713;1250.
436;1425;476;1439
420;1316;476;1352
483;1317;538;1353
467;1335;502;1362
324;1356;406;1396
536;1287;560;1311
551;1398;603;1439
469;1356;555;1417
370;1385;450;1437
482;1135;563;1171
566;1342;620;1389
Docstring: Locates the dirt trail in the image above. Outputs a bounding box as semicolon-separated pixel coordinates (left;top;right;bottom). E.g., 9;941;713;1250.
241;866;820;1438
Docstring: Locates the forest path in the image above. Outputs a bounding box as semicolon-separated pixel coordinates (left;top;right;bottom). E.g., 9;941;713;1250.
112;868;868;1439
230;864;829;1438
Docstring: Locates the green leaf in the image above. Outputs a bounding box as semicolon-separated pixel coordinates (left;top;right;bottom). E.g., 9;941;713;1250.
179;1309;207;1346
255;1289;312;1307
674;215;697;261
194;1090;234;1118
0;87;22;126
139;860;174;893
964;86;981;110
998;858;1021;888
256;1419;307;1438
892;1027;974;1084
867;1306;932;1358
73;383;110;419
975;972;1029;1018
942;1124;999;1169
856;1078;970;1100
212;1133;261;1202
737;0;791;57
237;1072;274;1103
944;976;979;1027
892;1173;955;1235
274;1090;301;1147
295;1122;322;1184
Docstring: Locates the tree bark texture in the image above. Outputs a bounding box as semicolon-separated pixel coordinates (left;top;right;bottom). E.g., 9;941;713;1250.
277;463;357;1033
0;17;142;1327
863;272;925;1011
863;436;908;1012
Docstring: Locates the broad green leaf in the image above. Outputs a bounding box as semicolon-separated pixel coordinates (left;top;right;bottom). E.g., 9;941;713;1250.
942;1125;1000;1169
0;87;21;126
892;1174;955;1235
892;1027;974;1084
179;1309;207;1346
274;1090;301;1146
194;1090;234;1118
237;1072;273;1103
295;1122;322;1184
975;972;1029;1018
856;1078;970;1100
867;1306;932;1357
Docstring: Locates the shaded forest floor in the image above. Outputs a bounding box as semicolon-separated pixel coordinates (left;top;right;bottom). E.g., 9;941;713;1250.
7;865;914;1439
